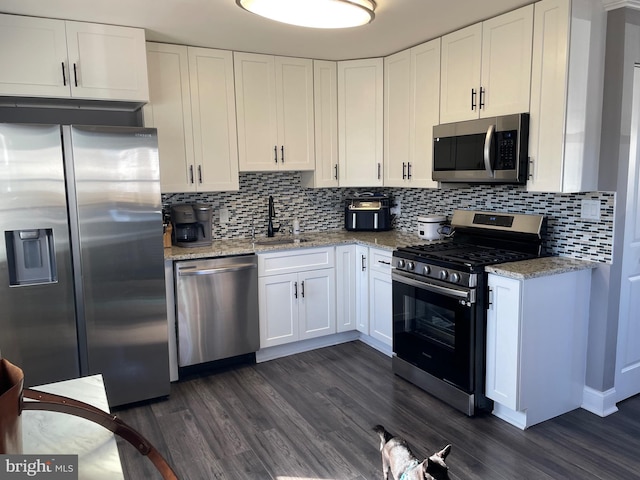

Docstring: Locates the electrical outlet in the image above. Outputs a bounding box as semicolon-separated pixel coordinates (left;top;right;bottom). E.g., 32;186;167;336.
581;199;600;221
219;207;230;224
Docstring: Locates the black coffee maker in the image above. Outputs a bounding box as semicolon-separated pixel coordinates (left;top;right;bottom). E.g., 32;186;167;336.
171;204;212;247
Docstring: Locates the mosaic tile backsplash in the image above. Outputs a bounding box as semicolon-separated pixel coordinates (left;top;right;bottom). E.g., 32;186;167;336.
163;172;615;264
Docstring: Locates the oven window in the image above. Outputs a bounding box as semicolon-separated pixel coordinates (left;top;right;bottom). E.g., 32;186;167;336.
413;300;456;350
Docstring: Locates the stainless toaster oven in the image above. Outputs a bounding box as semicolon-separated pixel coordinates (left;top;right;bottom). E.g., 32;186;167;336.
345;196;392;231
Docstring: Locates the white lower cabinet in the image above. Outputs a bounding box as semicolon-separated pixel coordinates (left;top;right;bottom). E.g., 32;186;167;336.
355;245;370;334
367;248;393;347
340;245;392;349
335;245;356;332
485;269;591;429
258;248;335;348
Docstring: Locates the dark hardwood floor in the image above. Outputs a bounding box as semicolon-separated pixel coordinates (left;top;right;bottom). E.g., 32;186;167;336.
115;341;640;479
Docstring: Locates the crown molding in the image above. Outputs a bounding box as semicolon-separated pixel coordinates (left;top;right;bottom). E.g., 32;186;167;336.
602;0;640;11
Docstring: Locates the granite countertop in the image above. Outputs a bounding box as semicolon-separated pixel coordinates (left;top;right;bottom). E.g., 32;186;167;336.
166;231;601;280
485;256;599;280
22;374;124;480
164;229;428;261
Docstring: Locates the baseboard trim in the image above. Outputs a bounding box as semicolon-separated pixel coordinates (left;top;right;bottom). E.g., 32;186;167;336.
582;386;619;417
256;331;360;362
357;334;393;357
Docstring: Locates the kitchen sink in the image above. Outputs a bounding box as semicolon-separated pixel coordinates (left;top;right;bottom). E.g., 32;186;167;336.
253;237;309;246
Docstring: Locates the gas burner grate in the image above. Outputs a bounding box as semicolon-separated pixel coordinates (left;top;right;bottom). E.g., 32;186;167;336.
396;243;539;268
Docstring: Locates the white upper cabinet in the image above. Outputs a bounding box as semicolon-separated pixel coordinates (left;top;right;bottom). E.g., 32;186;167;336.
144;43;239;193
234;52;314;172
440;5;533;123
527;0;605;193
0;14;148;103
144;43;194;193
302;60;340;188
337;58;384;187
384;38;440;188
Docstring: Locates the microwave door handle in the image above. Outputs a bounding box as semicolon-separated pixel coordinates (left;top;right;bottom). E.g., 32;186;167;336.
483;124;496;178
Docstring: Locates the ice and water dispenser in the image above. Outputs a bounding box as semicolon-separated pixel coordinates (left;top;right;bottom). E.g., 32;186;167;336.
4;228;57;286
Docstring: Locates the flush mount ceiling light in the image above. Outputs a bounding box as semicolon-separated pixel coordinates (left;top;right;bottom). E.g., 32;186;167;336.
236;0;376;29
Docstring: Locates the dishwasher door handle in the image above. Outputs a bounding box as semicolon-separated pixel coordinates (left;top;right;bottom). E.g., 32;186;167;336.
178;263;257;276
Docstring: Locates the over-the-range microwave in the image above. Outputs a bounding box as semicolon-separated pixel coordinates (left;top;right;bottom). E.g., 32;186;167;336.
432;113;529;184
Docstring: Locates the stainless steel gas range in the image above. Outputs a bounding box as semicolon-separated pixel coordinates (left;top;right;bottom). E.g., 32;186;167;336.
391;210;545;416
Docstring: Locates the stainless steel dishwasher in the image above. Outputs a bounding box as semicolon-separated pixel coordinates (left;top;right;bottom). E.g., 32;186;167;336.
175;254;259;367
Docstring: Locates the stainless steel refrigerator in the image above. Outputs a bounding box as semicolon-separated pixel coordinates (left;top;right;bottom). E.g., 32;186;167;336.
0;123;169;407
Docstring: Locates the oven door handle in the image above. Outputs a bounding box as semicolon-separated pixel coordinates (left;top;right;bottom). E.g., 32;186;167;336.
392;271;475;303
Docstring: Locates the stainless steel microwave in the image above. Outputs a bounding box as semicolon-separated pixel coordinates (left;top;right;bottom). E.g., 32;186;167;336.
432;113;529;184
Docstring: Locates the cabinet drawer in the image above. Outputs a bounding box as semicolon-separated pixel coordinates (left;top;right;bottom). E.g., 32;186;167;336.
258;247;335;276
369;248;392;274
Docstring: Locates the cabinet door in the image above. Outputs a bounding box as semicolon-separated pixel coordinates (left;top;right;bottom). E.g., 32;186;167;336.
188;47;239;191
303;60;339;187
335;245;356;332
0;14;69;98
440;23;482;123
485;274;522;411
527;0;570;193
384;50;412;187
259;273;298;348
65;21;148;102
410;38;440;188
355;245;369;334
144;43;195;193
235;52;279;171
299;268;336;340
338;58;384;186
480;5;533;118
368;249;393;346
275;56;315;171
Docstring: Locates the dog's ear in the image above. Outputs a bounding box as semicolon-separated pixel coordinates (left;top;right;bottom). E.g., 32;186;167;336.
426;444;451;472
438;444;451;460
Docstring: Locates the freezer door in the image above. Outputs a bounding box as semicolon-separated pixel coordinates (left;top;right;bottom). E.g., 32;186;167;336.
0;124;80;386
65;125;169;407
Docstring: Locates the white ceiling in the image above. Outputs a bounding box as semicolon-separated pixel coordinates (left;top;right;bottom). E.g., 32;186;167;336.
0;0;539;60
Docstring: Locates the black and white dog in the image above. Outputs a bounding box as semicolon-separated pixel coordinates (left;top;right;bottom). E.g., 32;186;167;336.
373;425;451;480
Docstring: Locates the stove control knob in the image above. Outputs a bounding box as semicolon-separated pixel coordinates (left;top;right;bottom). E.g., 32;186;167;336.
439;270;449;280
406;262;415;271
397;259;406;269
423;265;431;275
450;273;460;283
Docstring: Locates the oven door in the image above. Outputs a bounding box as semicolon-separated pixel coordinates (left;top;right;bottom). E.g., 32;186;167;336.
392;270;476;392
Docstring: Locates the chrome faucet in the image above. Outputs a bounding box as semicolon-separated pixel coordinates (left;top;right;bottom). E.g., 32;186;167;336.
267;195;280;237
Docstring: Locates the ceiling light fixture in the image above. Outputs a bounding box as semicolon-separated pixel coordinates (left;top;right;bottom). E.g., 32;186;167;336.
236;0;376;29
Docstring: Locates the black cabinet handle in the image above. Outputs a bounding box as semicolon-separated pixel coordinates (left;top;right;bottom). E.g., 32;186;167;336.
281;146;284;163
471;88;476;110
479;87;485;110
402;162;406;180
294;281;298;299
377;163;381;180
73;63;78;87
61;62;66;86
274;146;278;164
189;165;194;184
361;255;367;271
198;165;202;184
301;281;305;298
334;164;338;180
407;162;412;179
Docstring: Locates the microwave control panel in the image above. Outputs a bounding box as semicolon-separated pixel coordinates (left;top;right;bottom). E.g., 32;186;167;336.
496;130;517;170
